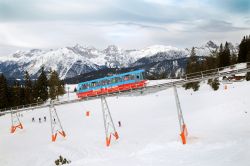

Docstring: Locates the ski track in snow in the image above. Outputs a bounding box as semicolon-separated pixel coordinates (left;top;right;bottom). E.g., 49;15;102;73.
0;80;250;166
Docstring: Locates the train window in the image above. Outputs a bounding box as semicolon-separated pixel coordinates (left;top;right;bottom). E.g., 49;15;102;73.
107;79;111;84
124;75;129;81
116;77;120;82
96;81;100;87
79;84;87;90
98;81;102;86
103;80;107;85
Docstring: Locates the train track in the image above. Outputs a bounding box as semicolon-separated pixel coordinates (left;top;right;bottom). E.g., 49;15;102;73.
1;63;250;115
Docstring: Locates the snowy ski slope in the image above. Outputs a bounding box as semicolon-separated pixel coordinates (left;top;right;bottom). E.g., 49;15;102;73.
0;80;250;166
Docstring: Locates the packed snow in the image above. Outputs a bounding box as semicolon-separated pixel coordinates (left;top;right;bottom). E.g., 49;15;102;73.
0;80;250;166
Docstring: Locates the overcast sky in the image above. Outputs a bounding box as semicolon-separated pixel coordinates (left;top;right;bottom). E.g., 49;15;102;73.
0;0;249;55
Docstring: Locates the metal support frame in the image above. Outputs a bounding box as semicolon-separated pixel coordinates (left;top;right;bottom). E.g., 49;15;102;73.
10;109;23;133
49;100;66;142
101;97;119;147
173;85;188;144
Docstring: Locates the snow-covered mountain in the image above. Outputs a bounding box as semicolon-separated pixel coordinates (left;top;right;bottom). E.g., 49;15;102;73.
0;41;228;80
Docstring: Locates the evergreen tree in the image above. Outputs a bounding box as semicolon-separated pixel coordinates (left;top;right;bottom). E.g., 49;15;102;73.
223;42;231;66
186;47;198;73
238;35;250;80
7;86;14;108
246;51;250;81
184;47;200;91
218;43;224;68
231;53;238;65
0;74;9;109
238;36;247;63
32;80;39;102
24;71;33;104
19;86;25;105
48;71;57;100
208;78;220;91
58;80;65;96
48;70;65;100
36;67;48;102
12;80;21;106
218;42;231;67
200;55;217;71
238;35;250;63
202;48;219;69
12;80;26;106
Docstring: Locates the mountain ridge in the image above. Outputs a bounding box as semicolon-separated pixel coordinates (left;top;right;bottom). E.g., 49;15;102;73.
0;41;236;80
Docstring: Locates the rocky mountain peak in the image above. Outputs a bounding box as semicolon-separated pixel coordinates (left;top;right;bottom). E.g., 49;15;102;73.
206;41;218;49
104;45;120;54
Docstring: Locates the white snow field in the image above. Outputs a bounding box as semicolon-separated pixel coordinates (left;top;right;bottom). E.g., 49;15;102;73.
0;80;250;166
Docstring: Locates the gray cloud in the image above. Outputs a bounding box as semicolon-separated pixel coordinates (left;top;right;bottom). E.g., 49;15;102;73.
197;20;250;32
0;0;248;24
245;19;250;24
0;0;221;23
0;0;249;55
109;22;167;31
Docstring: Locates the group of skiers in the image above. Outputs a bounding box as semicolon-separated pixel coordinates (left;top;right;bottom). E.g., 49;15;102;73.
32;116;46;123
32;116;57;123
32;116;121;126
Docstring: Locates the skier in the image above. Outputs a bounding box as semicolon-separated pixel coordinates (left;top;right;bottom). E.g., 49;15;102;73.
32;117;35;122
39;118;41;123
118;121;121;127
44;116;46;122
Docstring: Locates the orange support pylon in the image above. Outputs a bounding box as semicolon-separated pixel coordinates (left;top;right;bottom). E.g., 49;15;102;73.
10;110;23;133
52;131;66;142
49;100;66;142
173;85;188;145
11;123;23;133
106;131;119;146
101;97;119;147
180;124;188;144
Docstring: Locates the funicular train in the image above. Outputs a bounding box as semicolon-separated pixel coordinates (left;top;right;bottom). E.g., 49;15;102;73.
76;70;147;98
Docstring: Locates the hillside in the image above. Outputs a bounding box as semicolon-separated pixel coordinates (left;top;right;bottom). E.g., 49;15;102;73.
0;80;249;166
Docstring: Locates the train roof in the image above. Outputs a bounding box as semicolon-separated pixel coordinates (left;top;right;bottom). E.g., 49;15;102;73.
78;69;145;85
